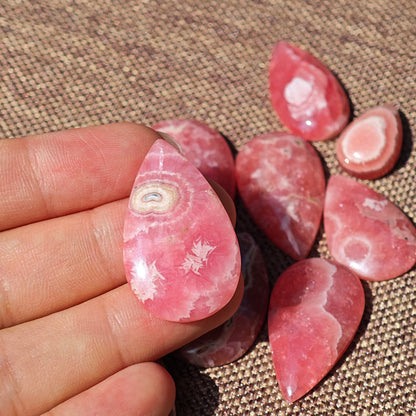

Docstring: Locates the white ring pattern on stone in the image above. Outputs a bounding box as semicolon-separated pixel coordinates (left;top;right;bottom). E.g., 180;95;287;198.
131;181;179;214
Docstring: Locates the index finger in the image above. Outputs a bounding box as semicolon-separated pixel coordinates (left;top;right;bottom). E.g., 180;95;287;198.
0;123;160;231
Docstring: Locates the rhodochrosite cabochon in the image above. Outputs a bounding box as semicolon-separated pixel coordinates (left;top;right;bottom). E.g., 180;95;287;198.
153;118;236;199
324;175;416;281
269;41;350;141
236;132;325;260
336;104;403;179
268;258;365;402
177;232;269;367
123;139;241;322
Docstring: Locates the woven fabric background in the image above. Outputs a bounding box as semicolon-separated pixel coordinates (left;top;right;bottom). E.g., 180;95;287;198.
1;0;415;414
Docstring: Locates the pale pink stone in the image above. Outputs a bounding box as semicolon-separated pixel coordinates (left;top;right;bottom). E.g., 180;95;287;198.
123;139;241;322
235;132;325;260
268;258;364;402
177;233;269;367
336;104;403;179
153;119;236;198
269;41;350;141
324;175;416;281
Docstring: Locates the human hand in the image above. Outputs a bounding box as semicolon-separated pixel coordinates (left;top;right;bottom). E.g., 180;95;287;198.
0;123;243;415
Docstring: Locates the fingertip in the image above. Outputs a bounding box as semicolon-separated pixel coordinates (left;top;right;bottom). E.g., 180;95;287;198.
47;362;176;416
127;362;176;416
107;121;161;153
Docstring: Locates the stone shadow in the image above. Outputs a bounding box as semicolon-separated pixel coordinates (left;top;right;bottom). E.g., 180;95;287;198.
220;132;238;159
393;110;413;171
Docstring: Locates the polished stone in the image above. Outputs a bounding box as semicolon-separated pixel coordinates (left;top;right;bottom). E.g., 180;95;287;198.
268;258;364;402
336;104;402;179
153;118;236;198
236;132;325;260
269;41;350;141
324;175;416;280
123;139;241;322
177;232;269;367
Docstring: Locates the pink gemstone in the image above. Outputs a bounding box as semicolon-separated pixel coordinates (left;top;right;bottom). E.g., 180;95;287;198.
152;119;236;198
324;175;416;281
268;258;365;402
235;132;325;260
269;41;350;141
123;139;241;322
177;232;269;367
336;104;403;179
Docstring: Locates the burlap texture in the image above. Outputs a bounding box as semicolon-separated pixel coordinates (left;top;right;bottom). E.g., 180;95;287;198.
1;0;415;414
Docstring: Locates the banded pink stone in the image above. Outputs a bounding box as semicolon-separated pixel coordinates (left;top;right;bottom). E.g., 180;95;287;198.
324;175;416;281
153;119;236;198
268;258;364;402
336;104;403;179
269;41;350;141
123;139;241;322
177;232;269;367
235;132;325;260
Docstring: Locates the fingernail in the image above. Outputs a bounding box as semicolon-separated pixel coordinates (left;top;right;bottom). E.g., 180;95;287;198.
156;131;183;155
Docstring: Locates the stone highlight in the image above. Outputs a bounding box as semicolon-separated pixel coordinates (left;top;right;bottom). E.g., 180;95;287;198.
324;175;416;281
336;104;403;179
177;232;269;367
153;119;236;198
268;258;364;402
236;132;325;260
123;139;241;322
269;41;350;141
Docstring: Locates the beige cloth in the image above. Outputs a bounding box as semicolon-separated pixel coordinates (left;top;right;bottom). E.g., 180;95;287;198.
1;1;415;414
